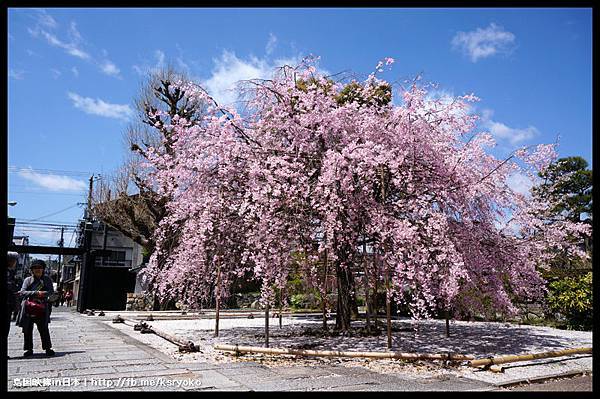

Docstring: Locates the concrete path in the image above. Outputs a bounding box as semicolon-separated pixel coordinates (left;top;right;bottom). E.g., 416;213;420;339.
4;307;584;391
495;374;593;391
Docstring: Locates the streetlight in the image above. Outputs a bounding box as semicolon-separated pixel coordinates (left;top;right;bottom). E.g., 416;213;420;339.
8;201;17;206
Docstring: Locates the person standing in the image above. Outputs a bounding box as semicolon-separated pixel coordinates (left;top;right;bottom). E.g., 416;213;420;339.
16;260;56;357
6;251;20;360
65;290;73;307
56;288;64;307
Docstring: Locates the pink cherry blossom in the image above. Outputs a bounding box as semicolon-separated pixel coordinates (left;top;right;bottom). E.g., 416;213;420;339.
140;56;589;325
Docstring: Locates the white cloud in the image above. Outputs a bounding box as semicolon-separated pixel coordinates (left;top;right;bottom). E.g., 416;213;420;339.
68;21;83;42
452;23;516;62
486;121;539;145
32;8;58;29
67;47;91;60
9;69;25;80
203;50;276;106
480;108;494;121
417;89;478;120
67;92;133;121
176;57;189;72
100;60;121;77
27;27;40;38
39;30;91;60
480;108;539;146
14;229;65;246
506;172;533;197
174;44;193;74
18;168;87;192
51;68;62;79
71;66;79;77
155;50;165;68
203;51;304;106
266;33;277;55
28;12;120;79
133;49;166;76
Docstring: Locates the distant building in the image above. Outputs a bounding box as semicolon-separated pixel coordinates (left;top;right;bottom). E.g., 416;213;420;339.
73;219;143;310
11;236;30;280
60;254;80;301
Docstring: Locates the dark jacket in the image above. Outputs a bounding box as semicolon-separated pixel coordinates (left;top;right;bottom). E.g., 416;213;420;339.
7;268;19;310
16;275;54;329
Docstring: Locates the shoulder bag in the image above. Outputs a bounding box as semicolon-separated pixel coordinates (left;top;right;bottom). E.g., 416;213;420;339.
24;280;47;319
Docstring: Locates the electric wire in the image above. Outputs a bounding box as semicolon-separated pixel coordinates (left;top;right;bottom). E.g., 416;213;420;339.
9;166;94;176
8;192;87;197
28;204;83;222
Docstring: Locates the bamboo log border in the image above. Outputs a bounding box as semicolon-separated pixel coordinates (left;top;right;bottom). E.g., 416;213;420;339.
468;347;592;367
108;311;592;368
99;310;323;320
213;344;474;361
115;316;199;352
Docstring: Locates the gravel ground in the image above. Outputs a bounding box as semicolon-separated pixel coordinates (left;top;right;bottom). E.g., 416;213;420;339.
102;314;592;386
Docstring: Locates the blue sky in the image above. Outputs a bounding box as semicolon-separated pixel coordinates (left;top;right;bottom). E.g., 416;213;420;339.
7;8;593;249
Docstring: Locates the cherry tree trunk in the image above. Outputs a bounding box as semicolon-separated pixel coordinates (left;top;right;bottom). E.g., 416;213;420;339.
265;305;270;347
335;261;354;331
214;268;221;337
278;290;283;329
322;248;329;331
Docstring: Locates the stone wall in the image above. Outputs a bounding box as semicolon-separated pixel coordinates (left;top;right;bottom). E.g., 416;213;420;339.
125;292;154;311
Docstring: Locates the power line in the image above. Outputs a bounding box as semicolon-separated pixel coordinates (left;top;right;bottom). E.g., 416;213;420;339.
14;226;79;232
13;228;79;233
68;229;76;247
9;166;94;177
8;183;88;190
16;219;81;225
8;191;87;197
13;224;79;229
29;204;83;222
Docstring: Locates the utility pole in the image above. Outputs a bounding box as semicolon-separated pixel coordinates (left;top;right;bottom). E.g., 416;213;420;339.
85;174;94;220
57;226;64;289
102;222;107;265
77;174;96;312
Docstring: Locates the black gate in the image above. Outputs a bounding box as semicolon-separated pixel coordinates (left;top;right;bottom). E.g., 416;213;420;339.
88;266;136;310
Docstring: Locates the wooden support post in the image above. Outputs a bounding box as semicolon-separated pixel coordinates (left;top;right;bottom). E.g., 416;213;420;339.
278;288;283;329
373;252;378;327
322;247;328;331
445;309;450;338
265;304;270;348
214;266;221;338
362;236;371;331
386;268;392;349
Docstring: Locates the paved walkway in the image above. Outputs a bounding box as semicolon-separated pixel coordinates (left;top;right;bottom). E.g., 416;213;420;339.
497;374;593;392
5;307;585;391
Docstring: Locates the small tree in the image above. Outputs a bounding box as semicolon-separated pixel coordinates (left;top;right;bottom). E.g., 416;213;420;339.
93;66;209;309
547;272;592;330
531;156;592;276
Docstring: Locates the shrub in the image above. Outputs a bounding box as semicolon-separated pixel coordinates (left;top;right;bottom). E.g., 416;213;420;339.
546;272;593;330
290;294;306;309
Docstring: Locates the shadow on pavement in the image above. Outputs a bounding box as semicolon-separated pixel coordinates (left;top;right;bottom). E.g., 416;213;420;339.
11;350;87;360
167;318;591;357
498;355;593;370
